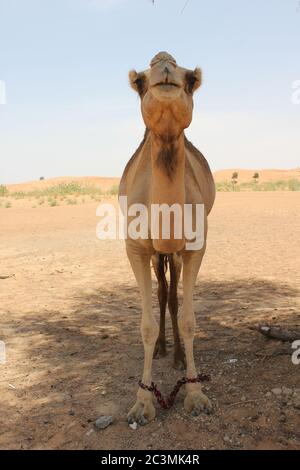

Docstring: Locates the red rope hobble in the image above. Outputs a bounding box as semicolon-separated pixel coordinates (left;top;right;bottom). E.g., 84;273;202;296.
138;373;210;410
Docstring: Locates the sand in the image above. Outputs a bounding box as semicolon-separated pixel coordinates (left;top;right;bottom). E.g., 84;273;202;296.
0;192;299;450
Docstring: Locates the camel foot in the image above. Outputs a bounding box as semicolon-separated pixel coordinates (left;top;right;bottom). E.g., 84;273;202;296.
184;389;213;416
127;389;156;426
153;338;167;358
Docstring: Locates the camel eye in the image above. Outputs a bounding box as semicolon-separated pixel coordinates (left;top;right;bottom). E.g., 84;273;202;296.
185;68;201;94
134;77;145;96
129;70;147;97
185;73;196;94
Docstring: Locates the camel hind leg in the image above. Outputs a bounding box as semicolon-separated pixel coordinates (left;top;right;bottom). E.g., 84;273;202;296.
152;253;168;358
168;253;186;370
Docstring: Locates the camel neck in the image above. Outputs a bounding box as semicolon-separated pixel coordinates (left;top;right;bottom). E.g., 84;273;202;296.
150;131;185;253
150;132;185;205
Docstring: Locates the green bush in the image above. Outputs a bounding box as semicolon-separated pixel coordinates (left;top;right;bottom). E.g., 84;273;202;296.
216;179;300;192
48;199;58;207
9;181;103;200
0;185;8;197
108;184;119;195
287;179;300;191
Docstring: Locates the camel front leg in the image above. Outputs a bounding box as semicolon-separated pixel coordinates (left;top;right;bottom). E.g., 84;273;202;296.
126;243;158;425
179;250;213;415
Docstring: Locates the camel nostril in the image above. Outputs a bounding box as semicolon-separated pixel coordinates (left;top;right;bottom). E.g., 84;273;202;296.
164;66;169;75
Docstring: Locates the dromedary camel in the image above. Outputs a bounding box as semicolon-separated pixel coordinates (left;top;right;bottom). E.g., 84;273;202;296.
119;52;215;424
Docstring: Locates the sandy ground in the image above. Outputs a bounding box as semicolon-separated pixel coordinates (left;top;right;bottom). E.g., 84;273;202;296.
0;192;300;450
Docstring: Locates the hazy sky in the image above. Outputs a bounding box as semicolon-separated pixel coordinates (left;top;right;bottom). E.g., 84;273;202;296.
0;0;299;184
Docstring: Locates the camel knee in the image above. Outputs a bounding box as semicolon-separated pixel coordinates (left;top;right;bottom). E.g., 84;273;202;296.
179;316;195;340
141;321;159;346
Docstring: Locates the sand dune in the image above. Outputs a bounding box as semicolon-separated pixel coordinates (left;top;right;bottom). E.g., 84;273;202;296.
5;168;300;192
7;176;120;193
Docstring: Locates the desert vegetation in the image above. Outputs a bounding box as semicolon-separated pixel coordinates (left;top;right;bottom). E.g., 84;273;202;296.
1;176;299;209
0;182;118;208
216;179;300;192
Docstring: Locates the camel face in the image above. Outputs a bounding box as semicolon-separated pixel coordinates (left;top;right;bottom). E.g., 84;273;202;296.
129;52;201;138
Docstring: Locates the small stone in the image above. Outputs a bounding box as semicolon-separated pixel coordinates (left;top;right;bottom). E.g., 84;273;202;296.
224;359;238;364
101;391;107;396
223;435;231;443
129;422;138;430
279;414;286;423
271;388;282;396
241;396;246;402
265;392;272;398
282;387;293;396
95;415;113;430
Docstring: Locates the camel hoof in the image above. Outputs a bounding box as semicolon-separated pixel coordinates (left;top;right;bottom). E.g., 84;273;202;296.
127;399;155;426
138;415;149;426
184;390;213;416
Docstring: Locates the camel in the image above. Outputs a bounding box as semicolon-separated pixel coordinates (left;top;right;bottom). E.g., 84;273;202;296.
119;52;215;424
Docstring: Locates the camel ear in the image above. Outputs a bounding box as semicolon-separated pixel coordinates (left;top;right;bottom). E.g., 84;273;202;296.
129;70;147;97
185;67;202;94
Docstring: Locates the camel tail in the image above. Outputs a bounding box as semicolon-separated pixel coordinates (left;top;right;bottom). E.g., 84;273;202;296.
157;254;168;290
167;254;179;315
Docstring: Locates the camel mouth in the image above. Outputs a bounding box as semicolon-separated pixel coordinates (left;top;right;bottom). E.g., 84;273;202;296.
154;82;180;89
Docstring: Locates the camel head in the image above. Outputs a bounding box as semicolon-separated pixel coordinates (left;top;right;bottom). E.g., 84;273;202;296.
129;51;201;138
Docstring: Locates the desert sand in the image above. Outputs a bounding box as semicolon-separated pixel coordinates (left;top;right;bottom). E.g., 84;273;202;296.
0;192;300;450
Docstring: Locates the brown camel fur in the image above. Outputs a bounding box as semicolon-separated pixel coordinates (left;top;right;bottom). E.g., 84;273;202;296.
119;52;215;424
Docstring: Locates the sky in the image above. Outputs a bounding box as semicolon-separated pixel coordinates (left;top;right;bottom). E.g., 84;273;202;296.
0;0;299;184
